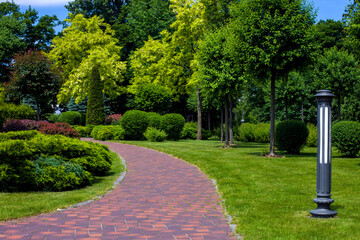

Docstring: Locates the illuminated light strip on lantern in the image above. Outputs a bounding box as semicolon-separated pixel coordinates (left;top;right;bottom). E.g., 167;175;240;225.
319;106;323;164
324;107;329;164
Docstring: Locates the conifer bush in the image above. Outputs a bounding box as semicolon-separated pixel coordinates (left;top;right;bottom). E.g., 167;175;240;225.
275;120;309;154
332;121;360;157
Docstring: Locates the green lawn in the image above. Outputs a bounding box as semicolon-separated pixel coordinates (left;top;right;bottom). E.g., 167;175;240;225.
121;140;360;240
0;152;124;221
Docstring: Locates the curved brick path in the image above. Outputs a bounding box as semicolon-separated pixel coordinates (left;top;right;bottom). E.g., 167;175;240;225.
0;140;237;240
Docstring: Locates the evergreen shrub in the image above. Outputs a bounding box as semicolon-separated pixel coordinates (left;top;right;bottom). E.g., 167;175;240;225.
236;123;255;142
275;120;309;154
332;121;360;157
147;112;163;129
0;130;38;141
253;123;270;143
72;125;92;137
58;111;82;125
161;113;185;140
0;103;34;127
306;124;317;147
144;127;167;142
120;110;149;140
91;125;125;141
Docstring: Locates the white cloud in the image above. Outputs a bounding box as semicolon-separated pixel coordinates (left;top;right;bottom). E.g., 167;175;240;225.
12;0;70;6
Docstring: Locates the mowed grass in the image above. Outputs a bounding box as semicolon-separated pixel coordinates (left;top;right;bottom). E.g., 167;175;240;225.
121;140;360;240
0;152;124;221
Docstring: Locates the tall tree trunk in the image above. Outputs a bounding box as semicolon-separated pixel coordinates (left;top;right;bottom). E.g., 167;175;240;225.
229;98;234;145
269;73;276;156
36;102;40;121
225;100;229;148
337;96;341;121
221;108;224;143
197;86;202;140
208;111;211;131
301;104;304;122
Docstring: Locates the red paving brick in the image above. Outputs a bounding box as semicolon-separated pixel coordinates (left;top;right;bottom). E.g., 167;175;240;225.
0;140;238;240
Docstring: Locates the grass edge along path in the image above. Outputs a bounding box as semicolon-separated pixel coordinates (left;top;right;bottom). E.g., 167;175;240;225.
0;151;125;221
120;139;360;240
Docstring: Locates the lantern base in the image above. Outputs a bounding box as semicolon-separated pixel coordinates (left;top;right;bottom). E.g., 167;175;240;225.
310;198;337;218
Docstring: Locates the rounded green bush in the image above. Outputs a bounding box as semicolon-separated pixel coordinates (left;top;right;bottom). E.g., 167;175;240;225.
306;124;317;147
120;110;149;140
275;120;309;154
161;113;185;140
58;111;82;125
180;122;197;139
236;123;255;142
144;127;167;142
147;112;163;129
332;121;360;157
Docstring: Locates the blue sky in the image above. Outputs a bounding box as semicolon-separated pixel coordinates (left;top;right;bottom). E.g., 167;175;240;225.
1;0;351;32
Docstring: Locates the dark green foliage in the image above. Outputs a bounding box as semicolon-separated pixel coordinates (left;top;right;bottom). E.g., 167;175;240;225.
147;112;162;129
144;127;167;142
201;129;213;140
120;110;149;140
33;155;91;191
0;130;38;141
91;125;125;141
0;103;34;127
86;67;105;125
161;113;185;140
72;125;93;137
236;123;255;142
134;84;172;114
275;120;309;154
332;121;360;157
58;111;82;125
306;124;317;147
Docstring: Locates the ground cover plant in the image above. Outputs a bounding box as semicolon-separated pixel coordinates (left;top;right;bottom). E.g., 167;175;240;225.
121;140;360;239
0;151;123;221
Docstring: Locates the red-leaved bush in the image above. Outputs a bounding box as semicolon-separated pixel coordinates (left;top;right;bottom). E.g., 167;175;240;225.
2;119;29;132
37;122;80;138
105;114;122;124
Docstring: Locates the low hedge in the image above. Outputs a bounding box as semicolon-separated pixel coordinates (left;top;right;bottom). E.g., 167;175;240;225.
72;125;95;137
332;121;360;157
236;123;270;143
91;125;125;141
0;132;114;192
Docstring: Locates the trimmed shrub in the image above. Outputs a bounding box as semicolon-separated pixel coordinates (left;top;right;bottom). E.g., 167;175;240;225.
275;120;309;154
58;111;82;125
147;112;163;129
306;124;317;147
33;155;92;191
105;114;122;125
134;84;172;114
0;103;35;127
253;123;270;143
332;121;360;157
0;133;114;191
161;113;185;140
180;122;197;139
91;125;125;141
120;110;149;140
144;127;167;142
72;125;92;137
2;119;29;132
0;130;38;142
236;123;255;142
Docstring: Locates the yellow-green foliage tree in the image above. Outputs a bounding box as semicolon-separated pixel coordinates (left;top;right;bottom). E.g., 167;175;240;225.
48;14;126;125
130;0;206;138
